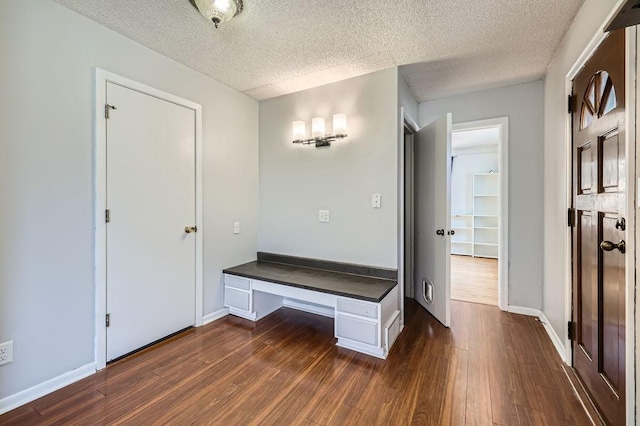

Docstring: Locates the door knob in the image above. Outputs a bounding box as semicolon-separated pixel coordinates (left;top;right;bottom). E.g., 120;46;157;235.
600;239;625;253
185;226;197;234
436;229;445;236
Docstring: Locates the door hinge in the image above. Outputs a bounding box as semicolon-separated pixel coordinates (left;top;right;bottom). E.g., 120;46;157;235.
105;209;110;223
568;321;574;340
106;313;111;328
568;207;575;227
105;104;117;119
568;94;575;114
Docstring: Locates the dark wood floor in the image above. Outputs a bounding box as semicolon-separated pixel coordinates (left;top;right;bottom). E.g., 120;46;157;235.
1;299;590;425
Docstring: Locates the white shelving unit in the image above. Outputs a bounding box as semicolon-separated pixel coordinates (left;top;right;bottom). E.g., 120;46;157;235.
451;214;473;256
451;173;499;259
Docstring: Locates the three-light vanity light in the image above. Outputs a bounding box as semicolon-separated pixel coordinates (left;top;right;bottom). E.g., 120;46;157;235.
292;114;348;147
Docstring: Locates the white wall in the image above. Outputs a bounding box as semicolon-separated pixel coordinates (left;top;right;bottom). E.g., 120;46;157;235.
542;0;621;347
258;68;399;268
420;81;544;308
451;152;499;215
398;72;419;124
0;0;258;401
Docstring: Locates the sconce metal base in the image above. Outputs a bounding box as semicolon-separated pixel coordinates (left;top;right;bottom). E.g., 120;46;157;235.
293;134;347;148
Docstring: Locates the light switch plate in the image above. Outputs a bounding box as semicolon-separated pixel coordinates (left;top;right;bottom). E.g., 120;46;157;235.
372;194;381;208
319;210;330;222
233;222;240;234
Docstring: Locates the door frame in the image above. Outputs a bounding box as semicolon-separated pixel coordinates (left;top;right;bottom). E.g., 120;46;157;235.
451;117;509;311
398;107;420;326
564;18;636;425
93;69;204;370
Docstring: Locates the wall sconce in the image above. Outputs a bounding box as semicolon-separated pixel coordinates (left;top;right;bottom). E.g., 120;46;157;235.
292;114;348;147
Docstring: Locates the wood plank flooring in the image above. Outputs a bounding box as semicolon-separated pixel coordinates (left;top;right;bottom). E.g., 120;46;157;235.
451;255;499;306
0;299;590;425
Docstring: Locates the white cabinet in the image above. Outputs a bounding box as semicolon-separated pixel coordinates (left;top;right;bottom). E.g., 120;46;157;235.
451;173;499;259
335;285;399;359
223;275;254;320
223;273;400;359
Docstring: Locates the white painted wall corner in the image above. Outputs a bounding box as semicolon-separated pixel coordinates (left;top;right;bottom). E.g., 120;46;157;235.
202;308;229;325
508;306;567;364
538;311;568;364
506;305;541;317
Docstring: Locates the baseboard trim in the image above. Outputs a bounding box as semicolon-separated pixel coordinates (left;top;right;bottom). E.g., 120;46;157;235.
202;308;229;325
538;311;568;363
507;305;541;317
0;362;96;415
283;299;334;318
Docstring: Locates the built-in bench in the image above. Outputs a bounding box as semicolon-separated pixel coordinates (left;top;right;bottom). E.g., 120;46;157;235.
222;253;401;359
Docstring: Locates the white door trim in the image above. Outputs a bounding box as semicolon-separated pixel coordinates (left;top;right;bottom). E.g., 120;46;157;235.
398;106;420;327
451;117;509;311
562;3;635;423
94;69;203;370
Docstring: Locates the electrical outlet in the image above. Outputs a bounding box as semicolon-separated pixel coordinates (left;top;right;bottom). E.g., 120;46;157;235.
233;222;240;234
372;194;381;208
0;341;13;366
319;210;330;223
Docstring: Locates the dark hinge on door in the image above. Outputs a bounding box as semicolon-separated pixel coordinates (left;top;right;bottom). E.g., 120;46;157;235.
568;208;574;227
568;94;575;114
105;209;110;223
105;104;117;119
568;321;574;340
106;313;110;327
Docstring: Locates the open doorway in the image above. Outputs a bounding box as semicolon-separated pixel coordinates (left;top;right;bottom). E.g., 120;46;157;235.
450;118;509;309
403;123;415;300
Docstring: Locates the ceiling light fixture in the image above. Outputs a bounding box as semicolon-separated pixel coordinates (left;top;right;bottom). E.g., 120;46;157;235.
191;0;243;28
293;114;348;148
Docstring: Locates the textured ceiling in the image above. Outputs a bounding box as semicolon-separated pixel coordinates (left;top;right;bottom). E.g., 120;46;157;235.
52;0;585;102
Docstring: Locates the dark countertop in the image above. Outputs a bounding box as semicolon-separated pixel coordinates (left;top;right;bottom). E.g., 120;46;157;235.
223;261;397;303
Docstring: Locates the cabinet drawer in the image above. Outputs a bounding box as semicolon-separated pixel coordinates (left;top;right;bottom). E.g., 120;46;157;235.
336;298;378;319
336;314;378;346
225;287;250;311
224;274;251;292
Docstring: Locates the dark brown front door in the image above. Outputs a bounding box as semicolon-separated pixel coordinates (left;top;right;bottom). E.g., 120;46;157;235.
572;29;626;426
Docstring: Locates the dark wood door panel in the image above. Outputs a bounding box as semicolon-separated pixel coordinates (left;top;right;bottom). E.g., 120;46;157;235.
600;131;621;192
577;211;595;360
578;143;593;194
571;28;625;426
600;213;625;395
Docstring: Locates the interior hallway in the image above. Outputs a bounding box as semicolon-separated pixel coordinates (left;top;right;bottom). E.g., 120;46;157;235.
0;299;589;425
451;254;499;306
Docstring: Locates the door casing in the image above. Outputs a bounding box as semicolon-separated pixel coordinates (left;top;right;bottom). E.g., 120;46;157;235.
94;69;204;370
452;118;509;311
398;107;420;326
564;19;636;425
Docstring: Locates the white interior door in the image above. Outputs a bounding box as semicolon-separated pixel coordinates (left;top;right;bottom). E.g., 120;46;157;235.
106;82;196;361
414;114;452;327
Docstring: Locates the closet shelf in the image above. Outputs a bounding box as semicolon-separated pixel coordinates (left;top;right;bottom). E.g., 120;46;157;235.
451;173;500;259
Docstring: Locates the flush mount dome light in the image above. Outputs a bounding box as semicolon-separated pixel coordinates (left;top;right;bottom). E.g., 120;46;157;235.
192;0;243;28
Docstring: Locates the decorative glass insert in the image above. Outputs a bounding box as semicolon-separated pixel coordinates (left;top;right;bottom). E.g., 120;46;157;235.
580;71;617;130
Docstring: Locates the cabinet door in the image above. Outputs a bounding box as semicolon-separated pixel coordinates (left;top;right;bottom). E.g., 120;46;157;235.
336;314;378;346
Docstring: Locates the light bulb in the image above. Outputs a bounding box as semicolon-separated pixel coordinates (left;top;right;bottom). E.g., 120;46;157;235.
333;113;347;136
312;117;325;138
194;0;238;27
292;121;306;141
